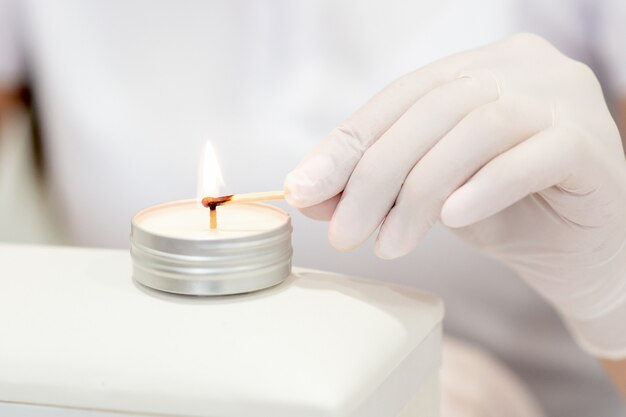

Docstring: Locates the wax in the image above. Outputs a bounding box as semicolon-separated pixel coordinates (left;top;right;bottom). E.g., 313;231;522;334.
134;200;288;240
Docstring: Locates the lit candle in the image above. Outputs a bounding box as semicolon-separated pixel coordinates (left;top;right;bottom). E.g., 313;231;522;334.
130;141;292;296
135;200;289;240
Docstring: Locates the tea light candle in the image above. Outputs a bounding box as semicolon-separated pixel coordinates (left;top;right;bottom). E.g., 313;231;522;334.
130;142;292;296
136;199;288;240
131;200;292;296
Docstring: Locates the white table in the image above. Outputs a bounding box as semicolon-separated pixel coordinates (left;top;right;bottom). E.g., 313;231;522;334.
0;244;443;417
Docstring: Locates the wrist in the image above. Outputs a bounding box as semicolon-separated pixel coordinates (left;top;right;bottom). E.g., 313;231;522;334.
560;245;626;360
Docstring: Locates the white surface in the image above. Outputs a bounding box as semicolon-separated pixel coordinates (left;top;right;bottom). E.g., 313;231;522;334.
135;200;288;239
0;244;443;417
0;373;441;417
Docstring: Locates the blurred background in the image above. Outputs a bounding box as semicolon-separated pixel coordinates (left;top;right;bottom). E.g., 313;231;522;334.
1;0;624;249
0;94;61;244
1;1;625;248
1;1;625;416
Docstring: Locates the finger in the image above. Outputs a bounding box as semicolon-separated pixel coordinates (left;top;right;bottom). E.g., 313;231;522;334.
441;126;590;229
329;72;500;251
284;59;464;208
298;193;341;221
375;97;551;259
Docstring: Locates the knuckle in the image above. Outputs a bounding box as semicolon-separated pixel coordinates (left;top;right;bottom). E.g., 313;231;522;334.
508;32;552;50
558;127;588;163
397;184;440;229
453;69;501;100
476;102;506;129
401;170;440;204
570;127;590;152
505;32;565;61
355;155;401;190
457;102;507;147
343;158;399;204
454;70;484;88
567;59;599;85
334;122;370;152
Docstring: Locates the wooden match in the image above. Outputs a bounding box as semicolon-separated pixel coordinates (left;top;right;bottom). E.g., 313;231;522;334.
209;207;217;229
202;190;285;229
202;190;285;209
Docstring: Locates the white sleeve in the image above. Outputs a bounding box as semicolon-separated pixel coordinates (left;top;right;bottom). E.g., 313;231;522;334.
0;0;25;88
595;0;626;96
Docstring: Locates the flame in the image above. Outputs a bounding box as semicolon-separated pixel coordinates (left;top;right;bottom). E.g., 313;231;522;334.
196;141;225;201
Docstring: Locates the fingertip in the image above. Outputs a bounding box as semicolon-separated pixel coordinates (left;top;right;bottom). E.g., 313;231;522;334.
441;187;474;228
284;152;336;206
297;194;341;221
283;172;312;208
440;199;462;228
327;205;368;252
298;206;332;221
327;226;359;252
374;238;403;260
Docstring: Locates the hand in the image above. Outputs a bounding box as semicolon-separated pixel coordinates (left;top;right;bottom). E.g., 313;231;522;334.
284;33;626;359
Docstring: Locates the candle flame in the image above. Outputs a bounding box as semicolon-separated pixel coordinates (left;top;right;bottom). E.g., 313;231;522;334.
197;141;225;201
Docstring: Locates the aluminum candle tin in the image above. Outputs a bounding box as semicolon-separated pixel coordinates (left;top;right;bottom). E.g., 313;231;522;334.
130;200;292;296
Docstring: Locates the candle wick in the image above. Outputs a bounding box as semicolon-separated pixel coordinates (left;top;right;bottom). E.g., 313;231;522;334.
209;205;217;229
203;195;233;230
202;195;233;208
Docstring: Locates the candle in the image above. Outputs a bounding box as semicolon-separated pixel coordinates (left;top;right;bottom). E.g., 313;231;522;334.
130;200;292;296
130;141;293;296
135;200;288;240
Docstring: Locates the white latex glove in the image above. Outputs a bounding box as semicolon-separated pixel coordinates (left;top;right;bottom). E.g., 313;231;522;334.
284;34;626;359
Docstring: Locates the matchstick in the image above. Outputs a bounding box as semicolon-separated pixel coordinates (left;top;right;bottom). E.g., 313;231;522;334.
202;190;285;209
209;207;217;229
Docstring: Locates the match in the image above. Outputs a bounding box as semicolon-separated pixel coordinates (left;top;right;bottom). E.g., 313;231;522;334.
203;190;285;230
202;190;285;209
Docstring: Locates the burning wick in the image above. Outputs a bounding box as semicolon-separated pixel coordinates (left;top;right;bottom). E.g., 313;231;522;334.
202;191;285;230
203;195;233;230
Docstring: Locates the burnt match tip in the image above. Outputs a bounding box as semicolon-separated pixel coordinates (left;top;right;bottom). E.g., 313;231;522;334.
201;195;233;208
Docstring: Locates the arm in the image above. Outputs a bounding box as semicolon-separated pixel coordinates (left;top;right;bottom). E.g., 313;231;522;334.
603;359;626;398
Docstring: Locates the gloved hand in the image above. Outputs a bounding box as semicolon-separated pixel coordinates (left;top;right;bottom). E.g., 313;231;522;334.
284;33;626;359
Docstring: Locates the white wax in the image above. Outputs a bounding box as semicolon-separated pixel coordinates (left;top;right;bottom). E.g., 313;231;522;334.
134;200;289;239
